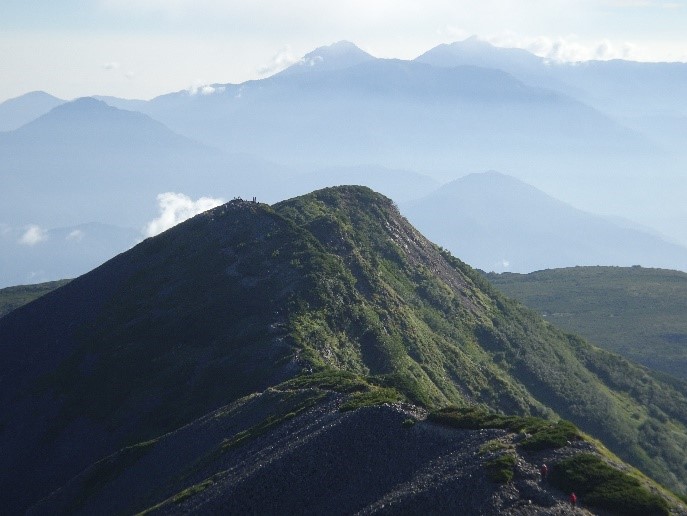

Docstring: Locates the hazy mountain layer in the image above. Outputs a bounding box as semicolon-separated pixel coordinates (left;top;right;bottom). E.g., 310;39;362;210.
402;171;687;273
0;97;290;229
0;90;64;131
3;187;687;512
3;40;687;246
139;54;654;179
416;37;687;119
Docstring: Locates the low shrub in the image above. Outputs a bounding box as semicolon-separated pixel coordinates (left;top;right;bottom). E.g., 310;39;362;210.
486;453;517;483
428;406;580;451
339;387;401;411
520;419;579;451
549;454;670;516
282;369;370;393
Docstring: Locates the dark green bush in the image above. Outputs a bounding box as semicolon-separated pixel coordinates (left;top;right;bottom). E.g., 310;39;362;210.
282;369;370;393
486;453;517;483
339;388;401;412
549;454;670;516
428;407;580;451
520;419;579;451
401;418;416;428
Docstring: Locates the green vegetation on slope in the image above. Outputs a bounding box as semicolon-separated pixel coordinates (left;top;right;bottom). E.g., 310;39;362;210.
428;406;581;451
486;266;687;379
550;453;670;515
271;187;687;494
275;187;548;412
0;279;69;318
5;187;687;511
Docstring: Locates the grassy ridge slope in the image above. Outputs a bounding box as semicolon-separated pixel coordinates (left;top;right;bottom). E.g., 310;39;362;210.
2;187;687;512
486;267;687;379
0;279;69;318
272;188;687;493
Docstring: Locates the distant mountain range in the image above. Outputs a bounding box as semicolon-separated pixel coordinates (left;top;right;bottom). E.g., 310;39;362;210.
402;171;687;273
416;37;687;119
2;38;687;280
0;97;289;229
1;187;685;513
130;44;658;191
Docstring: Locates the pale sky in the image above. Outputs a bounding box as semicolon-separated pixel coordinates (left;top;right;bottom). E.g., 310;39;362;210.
2;0;687;102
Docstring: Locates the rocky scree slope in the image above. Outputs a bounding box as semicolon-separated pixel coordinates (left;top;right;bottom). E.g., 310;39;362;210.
2;186;687;512
30;385;683;515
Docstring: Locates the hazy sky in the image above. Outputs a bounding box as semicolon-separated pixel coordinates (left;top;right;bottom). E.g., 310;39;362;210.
2;0;687;102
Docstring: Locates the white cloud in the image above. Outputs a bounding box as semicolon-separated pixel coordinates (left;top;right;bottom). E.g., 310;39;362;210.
488;33;642;62
19;225;48;245
257;46;301;76
188;80;226;96
67;229;85;242
144;192;224;237
103;61;120;71
300;55;323;68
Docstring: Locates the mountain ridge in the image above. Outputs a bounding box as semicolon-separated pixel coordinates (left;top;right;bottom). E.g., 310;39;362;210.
277;40;375;76
3;186;687;512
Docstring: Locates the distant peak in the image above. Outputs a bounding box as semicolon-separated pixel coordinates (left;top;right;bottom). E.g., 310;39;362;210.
15;90;62;101
302;40;374;62
416;37;540;66
70;96;107;106
20;96;144;128
460;170;524;184
436;171;530;195
457;35;491;46
307;40;369;55
48;97;113;115
280;41;375;75
326;40;362;50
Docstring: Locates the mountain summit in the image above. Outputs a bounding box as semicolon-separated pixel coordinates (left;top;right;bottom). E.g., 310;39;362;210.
416;37;543;71
2;186;687;512
280;40;375;75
